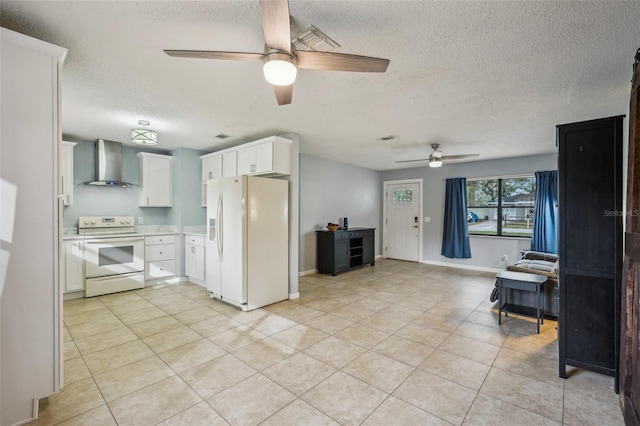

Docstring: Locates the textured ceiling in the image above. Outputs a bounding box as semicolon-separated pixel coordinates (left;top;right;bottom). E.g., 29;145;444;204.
1;1;639;171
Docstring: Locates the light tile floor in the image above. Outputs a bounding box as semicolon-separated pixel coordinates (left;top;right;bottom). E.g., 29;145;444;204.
30;259;624;425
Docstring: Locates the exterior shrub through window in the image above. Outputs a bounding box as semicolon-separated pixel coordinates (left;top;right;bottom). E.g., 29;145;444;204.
466;176;535;237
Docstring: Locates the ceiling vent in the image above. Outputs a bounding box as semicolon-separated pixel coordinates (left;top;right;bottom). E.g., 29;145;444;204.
378;135;398;142
292;26;340;52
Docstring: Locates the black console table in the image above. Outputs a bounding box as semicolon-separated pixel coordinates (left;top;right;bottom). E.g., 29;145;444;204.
316;228;375;275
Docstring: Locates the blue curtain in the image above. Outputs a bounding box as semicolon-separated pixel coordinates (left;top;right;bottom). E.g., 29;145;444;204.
441;178;471;258
531;170;558;254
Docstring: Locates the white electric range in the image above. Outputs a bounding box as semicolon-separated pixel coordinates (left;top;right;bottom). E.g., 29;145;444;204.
78;216;145;297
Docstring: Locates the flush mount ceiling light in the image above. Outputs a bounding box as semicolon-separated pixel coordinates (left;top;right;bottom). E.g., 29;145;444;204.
131;120;157;145
263;52;298;86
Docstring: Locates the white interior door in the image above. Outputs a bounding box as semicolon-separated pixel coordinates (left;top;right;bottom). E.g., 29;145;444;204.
386;182;420;261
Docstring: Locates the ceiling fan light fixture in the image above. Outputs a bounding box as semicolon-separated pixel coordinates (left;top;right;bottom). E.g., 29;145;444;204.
429;158;443;168
263;52;297;86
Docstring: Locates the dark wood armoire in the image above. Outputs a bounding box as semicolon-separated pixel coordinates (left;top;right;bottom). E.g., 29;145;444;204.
557;115;624;386
620;48;640;426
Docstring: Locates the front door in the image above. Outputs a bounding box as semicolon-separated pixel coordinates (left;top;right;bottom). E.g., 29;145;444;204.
385;182;420;262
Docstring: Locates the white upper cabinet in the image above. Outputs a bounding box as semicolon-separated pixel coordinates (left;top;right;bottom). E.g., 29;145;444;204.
201;153;222;181
222;151;237;177
137;152;173;207
61;141;76;206
237;136;291;176
200;135;291;205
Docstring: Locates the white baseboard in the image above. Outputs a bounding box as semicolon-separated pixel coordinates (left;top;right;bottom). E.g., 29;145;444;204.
420;259;502;274
298;269;316;276
63;291;84;301
289;292;300;299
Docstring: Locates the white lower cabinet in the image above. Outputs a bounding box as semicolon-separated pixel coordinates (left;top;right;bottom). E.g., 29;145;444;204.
185;234;206;285
145;234;177;281
63;239;85;295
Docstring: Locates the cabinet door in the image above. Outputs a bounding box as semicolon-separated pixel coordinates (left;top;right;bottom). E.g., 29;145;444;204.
222;151;237;177
335;238;350;272
186;244;205;281
202;155;222;181
61;141;76;206
237;146;256;175
64;240;84;293
141;155;172;206
254;142;274;174
238;142;275;175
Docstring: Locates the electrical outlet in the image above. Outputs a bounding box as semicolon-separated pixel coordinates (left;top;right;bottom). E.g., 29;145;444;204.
501;254;508;261
138;217;144;225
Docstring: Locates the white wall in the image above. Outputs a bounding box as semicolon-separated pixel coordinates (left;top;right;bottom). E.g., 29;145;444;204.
381;153;558;271
299;154;382;273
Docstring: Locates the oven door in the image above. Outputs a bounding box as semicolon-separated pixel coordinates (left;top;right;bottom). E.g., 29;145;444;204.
85;236;144;278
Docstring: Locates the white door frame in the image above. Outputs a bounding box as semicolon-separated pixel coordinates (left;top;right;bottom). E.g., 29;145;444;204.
383;178;423;262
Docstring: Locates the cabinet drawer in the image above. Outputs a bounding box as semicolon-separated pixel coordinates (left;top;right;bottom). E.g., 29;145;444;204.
145;244;175;262
185;235;205;247
334;231;349;240
145;235;176;246
145;260;175;280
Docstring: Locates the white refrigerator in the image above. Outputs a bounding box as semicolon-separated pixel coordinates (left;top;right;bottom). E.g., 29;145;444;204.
206;175;289;311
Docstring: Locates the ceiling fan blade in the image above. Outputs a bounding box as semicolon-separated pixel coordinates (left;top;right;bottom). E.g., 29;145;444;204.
259;0;291;54
296;51;390;73
273;84;293;105
164;50;264;61
441;154;480;160
396;158;429;164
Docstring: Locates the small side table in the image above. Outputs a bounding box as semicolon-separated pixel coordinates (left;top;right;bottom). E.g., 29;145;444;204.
496;271;548;333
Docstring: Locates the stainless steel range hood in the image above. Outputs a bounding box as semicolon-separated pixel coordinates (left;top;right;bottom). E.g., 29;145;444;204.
85;139;135;187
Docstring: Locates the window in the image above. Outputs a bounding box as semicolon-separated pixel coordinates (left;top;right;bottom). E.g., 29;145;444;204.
393;189;413;203
466;176;536;237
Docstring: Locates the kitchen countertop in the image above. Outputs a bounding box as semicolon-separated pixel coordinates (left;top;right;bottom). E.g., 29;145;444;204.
183;226;206;237
135;225;179;235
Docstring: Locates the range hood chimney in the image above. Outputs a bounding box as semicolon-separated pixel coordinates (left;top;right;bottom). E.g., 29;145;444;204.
85;139;135;187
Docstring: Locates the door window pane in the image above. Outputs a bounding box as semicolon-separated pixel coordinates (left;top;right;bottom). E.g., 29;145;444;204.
393;189;413;203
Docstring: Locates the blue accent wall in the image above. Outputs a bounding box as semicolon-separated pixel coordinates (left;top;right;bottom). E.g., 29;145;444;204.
62;141;204;228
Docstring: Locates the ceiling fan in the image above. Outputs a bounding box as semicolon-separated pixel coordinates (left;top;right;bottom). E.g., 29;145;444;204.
163;0;390;106
396;144;480;168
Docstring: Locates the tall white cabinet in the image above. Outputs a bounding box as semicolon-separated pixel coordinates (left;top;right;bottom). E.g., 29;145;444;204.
1;28;67;426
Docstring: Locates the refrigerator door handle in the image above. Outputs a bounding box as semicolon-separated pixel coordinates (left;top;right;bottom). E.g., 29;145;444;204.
217;193;223;261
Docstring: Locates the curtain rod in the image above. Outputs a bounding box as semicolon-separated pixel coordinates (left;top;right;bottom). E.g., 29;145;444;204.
443;173;535;182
